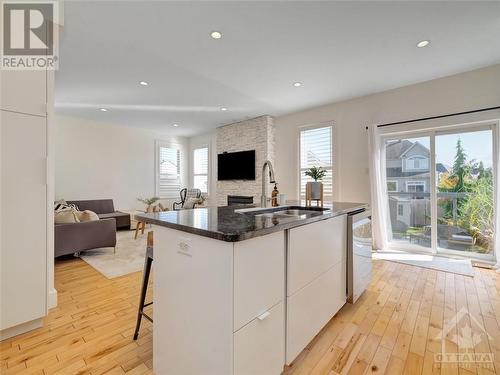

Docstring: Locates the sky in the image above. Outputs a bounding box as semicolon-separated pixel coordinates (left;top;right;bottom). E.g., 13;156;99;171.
394;130;493;169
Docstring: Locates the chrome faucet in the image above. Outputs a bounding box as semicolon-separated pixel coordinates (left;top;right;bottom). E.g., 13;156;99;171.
261;160;276;207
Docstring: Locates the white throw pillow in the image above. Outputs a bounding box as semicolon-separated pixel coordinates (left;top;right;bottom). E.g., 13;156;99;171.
184;198;198;209
76;210;99;222
55;210;80;224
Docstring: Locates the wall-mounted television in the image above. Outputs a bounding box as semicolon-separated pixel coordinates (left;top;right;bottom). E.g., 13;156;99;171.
217;150;256;180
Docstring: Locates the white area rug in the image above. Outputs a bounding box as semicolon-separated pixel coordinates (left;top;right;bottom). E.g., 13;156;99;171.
373;250;474;277
80;230;147;279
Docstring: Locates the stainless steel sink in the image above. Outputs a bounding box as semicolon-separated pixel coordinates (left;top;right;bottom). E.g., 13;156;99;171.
245;206;329;219
254;211;302;219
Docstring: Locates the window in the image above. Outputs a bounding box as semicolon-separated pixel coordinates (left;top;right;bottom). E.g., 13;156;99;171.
156;142;181;198
193;146;209;193
406;181;425;193
299;126;333;198
397;204;404;216
387;181;398;192
405;156;428;170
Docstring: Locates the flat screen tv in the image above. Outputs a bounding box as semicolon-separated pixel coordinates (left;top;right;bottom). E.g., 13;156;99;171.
218;150;256;180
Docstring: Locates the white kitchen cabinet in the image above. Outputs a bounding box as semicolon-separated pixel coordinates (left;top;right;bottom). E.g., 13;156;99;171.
286;215;347;364
234;302;284;375
0;70;47;116
286;261;346;363
153;226;286;375
287;215;346;296
0;111;48;331
234;232;284;331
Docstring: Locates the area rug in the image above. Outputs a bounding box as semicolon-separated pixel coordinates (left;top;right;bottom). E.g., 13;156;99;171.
80;230;147;278
373;249;474;277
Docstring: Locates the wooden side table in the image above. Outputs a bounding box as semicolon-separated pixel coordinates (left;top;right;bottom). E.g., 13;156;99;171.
134;220;146;240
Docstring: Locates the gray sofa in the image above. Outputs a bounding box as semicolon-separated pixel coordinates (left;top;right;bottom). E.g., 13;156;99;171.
55;218;117;258
67;199;131;229
54;199;129;258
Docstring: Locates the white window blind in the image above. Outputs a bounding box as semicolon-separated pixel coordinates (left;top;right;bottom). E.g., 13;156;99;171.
157;143;181;199
193;147;209;193
299;126;333;198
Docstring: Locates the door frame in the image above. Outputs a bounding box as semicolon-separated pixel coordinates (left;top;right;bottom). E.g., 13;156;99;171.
379;120;498;262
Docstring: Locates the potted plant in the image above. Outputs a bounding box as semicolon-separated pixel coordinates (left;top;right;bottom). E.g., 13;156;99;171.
137;197;160;212
196;195;207;207
305;166;327;200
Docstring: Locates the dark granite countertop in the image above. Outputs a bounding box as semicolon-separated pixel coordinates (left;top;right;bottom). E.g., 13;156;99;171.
136;201;368;242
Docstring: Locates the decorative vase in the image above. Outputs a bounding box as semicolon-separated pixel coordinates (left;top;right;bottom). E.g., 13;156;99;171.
307;181;323;200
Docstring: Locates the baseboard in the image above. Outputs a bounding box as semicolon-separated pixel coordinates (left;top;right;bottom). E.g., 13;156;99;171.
0;318;43;341
48;287;58;309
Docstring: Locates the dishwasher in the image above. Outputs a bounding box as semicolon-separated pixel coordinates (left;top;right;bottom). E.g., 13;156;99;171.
347;208;372;304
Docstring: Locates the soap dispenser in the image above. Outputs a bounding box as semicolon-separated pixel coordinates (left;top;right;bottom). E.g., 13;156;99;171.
271;183;279;207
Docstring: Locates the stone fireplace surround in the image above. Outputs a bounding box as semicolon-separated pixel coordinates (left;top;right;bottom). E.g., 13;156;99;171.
216;116;275;206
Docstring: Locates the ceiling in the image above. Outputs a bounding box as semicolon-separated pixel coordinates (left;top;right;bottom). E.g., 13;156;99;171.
55;1;500;137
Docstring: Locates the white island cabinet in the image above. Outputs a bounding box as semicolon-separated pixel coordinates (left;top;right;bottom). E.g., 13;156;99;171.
154;227;285;375
147;204;362;375
286;215;347;363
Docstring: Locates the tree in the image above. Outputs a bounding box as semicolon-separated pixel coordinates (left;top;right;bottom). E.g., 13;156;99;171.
452;138;468;192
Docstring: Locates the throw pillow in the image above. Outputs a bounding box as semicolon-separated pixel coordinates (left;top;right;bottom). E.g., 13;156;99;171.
184;197;199;209
76;210;99;222
54;199;79;213
55;210;80;224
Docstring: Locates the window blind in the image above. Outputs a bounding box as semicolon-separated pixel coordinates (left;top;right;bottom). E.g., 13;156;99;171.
157;145;181;198
193;147;209;193
299;126;333;198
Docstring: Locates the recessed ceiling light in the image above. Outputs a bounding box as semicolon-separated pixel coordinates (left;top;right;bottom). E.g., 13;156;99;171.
99;108;108;112
293;82;303;87
416;40;430;48
139;81;148;86
211;31;222;39
173;123;179;127
220;107;227;111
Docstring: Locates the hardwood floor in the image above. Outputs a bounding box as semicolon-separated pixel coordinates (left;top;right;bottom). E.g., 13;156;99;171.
0;258;153;375
2;257;500;374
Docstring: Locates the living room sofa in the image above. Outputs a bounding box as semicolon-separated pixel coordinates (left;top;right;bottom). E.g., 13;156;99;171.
55;218;117;257
67;199;131;229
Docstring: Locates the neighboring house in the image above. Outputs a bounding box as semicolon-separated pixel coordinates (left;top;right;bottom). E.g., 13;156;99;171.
385;140;448;234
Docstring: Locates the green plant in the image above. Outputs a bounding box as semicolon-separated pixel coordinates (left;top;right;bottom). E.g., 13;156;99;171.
305;166;327;182
137;197;160;206
459;176;494;250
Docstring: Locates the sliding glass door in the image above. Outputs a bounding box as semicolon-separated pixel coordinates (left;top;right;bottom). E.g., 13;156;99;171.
435;129;495;257
383;124;496;260
385;136;433;250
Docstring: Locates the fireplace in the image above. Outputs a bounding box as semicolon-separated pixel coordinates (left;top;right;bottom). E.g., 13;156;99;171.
227;195;254;206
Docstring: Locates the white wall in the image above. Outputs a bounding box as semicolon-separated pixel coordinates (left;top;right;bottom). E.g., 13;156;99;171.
55;115;188;210
274;63;500;204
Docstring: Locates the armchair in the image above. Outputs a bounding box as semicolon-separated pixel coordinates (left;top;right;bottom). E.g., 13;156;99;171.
173;188;202;210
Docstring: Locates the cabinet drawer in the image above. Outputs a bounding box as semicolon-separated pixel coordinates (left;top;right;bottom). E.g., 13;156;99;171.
288;215;346;296
234;302;284;375
286;261;346;364
234;232;285;331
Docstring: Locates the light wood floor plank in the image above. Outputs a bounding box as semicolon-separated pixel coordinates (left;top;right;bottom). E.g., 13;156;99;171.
2;258;500;374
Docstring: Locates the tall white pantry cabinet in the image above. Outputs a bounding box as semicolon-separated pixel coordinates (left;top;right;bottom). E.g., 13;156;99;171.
0;68;55;339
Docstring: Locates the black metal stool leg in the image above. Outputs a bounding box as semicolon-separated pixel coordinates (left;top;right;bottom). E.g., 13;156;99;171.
133;255;152;340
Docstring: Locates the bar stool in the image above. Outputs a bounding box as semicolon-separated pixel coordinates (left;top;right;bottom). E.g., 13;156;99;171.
133;231;153;340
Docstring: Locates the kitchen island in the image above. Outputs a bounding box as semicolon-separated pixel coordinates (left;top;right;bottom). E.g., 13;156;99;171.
136;202;368;375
